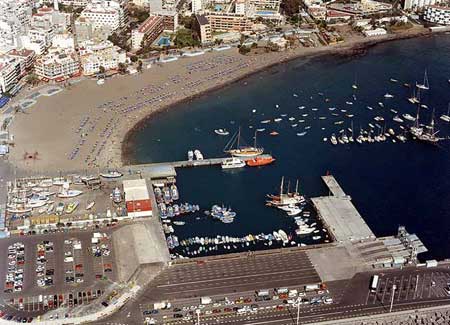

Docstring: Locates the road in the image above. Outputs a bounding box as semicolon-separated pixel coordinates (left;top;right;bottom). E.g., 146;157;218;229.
99;265;450;325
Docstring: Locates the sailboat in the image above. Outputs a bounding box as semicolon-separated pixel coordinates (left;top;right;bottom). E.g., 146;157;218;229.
224;127;264;158
408;87;420;104
439;103;450;122
416;70;430;90
266;178;305;207
352;74;358;89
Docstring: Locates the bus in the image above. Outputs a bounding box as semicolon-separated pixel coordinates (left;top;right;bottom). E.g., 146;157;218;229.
370;275;379;292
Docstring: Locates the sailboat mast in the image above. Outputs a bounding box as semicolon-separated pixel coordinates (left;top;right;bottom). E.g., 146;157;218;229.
295;179;299;194
280;176;284;196
237;127;241;149
253;131;257;148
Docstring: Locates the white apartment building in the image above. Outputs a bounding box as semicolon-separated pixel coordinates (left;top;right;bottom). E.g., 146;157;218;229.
79;40;126;75
79;0;126;33
131;15;164;49
32;6;72;31
52;33;75;49
403;0;436;10
60;0;91;6
19;36;47;55
250;0;280;10
425;5;450;24
149;0;163;12
34;48;80;80
28;26;55;49
0;56;23;94
192;0;207;13
0;0;33;52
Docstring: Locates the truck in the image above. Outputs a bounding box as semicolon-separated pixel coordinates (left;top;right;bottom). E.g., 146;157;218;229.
153;301;171;310
200;297;212;305
256;289;270;297
304;284;320;292
370;275;379;293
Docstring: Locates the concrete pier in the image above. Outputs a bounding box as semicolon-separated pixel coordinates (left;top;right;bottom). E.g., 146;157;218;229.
311;175;375;243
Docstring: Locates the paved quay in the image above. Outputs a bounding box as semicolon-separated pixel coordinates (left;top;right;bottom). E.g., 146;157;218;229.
311;175;376;243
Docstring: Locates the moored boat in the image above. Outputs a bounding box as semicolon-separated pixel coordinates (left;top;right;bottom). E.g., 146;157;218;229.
246;155;275;167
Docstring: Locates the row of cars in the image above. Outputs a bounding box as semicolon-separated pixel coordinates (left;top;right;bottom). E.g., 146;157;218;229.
4;242;25;293
64;239;84;284
0;310;33;323
36;241;54;287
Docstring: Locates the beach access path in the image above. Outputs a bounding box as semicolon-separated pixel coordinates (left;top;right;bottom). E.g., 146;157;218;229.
7;26;429;174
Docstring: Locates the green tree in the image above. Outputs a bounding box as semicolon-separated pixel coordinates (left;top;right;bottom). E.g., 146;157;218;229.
238;45;251;55
281;0;301;17
118;62;127;74
137;60;143;73
26;73;40;86
174;28;200;48
98;66;106;74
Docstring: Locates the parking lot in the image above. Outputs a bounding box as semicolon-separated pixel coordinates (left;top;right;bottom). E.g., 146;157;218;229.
366;270;450;306
0;231;116;312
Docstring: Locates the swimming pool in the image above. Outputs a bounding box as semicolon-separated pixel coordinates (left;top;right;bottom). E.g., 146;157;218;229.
157;36;171;47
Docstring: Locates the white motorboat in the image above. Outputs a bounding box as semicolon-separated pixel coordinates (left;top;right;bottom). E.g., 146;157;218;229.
214;128;230;136
393;116;404;123
403;113;416;122
221;157;245;169
194;149;204;160
384;93;394;98
86;201;95;210
100;171;123;179
187;150;194;161
58;190;83;198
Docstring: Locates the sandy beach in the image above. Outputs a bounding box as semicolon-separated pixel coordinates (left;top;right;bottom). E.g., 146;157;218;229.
7;26;431;173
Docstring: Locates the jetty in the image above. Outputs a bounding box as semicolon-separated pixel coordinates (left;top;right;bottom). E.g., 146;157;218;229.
124;154;274;178
311;175;375;243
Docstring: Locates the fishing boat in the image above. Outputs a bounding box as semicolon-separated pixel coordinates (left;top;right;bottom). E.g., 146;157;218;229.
170;184;179;200
66;201;79;214
55;202;65;215
58;189;83;198
224;128;263;158
100;170;123;179
214;128;230;136
246;155;275;167
439;104;450;122
112;187;122;203
86;201;95;210
6;205;31;214
416;69;430;90
221;157;246;169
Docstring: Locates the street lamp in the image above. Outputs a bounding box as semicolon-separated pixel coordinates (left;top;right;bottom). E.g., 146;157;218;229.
389;284;397;313
196;309;201;325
